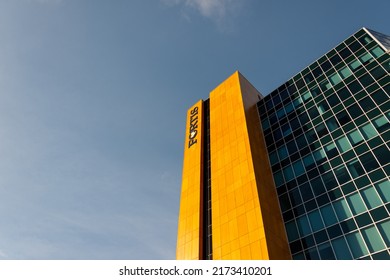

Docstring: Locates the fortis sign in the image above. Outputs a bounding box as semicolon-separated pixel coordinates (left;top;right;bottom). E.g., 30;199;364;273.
188;106;199;148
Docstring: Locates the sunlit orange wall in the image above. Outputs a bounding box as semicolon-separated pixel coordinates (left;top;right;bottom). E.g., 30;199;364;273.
209;72;290;259
176;100;204;260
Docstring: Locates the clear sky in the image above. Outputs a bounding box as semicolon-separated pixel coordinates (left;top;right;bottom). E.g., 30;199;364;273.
0;0;388;260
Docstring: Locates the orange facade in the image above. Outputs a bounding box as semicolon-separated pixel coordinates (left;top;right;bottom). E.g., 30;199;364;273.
177;72;291;259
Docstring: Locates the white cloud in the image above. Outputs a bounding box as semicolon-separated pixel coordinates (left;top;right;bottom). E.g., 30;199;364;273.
162;0;240;23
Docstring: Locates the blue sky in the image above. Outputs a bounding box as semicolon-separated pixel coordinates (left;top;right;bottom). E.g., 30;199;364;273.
0;0;388;259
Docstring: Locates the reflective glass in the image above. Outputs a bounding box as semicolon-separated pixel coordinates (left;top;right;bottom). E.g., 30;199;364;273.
346;193;367;215
329;73;342;85
361;226;386;253
339;66;352;79
278;146;288;160
360;123;378;140
370;46;385;58
361;186;382;209
297;215;312;237
333;199;353;221
373;115;390;133
347;159;365;178
375;180;390;203
347;129;364;146
308;210;324;232
346;232;369;258
285;220;300;242
293;160;305;177
377;220;390;247
318;242;336;260
283;165;294;182
332;237;353;259
336;136;352;153
320;204;338;226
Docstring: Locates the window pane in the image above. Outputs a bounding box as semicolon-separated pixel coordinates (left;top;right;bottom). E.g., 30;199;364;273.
333;199;352;221
359;52;373;64
283;165;294;182
336;136;352;153
332;237;353;259
375;180;390;203
261;118;270;130
373;115;390;133
361;226;386;253
347;159;365;178
335;166;351;184
274;170;284;187
377;220;390;247
347;130;363;146
361;186;382;209
349;59;362;71
285;220;299;242
278;146;288;160
370;46;385;58
302;91;312;101
339;66;352;79
360;123;378;140
303;154;315;170
346;232;369;258
308;210;325;232
325;143;338;158
346;193;367;215
320;204;338;226
318;242;336;260
293;160;305;177
329;73;342;85
326;117;339;132
269;151;278;165
297;215;311;237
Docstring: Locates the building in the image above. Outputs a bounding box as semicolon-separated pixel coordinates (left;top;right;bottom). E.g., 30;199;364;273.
176;27;390;260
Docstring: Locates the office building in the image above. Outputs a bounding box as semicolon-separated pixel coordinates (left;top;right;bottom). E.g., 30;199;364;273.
176;27;390;260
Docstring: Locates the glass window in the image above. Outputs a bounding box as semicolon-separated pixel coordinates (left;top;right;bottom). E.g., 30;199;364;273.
269;151;278;165
373;115;390;133
281;123;292;136
375;180;390;203
325;143;338;158
332;237;353;259
347;159;365;178
283;165;294;182
346;231;369;258
295;134;307;148
335;166;351;184
327;94;340;107
377;220;390;247
320;80;332;91
349;59;362;71
274;170;284;187
318;242;336;260
336;111;351;125
372;145;390;166
308;107;320;119
333;198;352;221
303;154;315;170
359;52;373;65
360;123;378;140
297;215;312;237
346;193;367;215
339;66;352;79
289;188;303;205
286;140;298;155
320;204;338;226
347;104;363;119
361;186;382;209
360;152;379;173
300;182;315;201
261;118;270;130
315;124;329;138
359;96;376;111
361;226;386;253
318;101;329;114
276;108;286;119
370;46;385;58
302;91;312;101
329;73;342;86
371;89;388;106
347;129;364;146
293;160;305;177
308;210;325;232
285;220;299;242
285;102;294;114
293;96;303;107
326;117;339;132
278;146;288;160
313;148;327;164
336;136;352;153
322;171;338;190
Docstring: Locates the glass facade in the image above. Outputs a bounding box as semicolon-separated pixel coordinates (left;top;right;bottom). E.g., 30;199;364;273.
257;28;390;260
